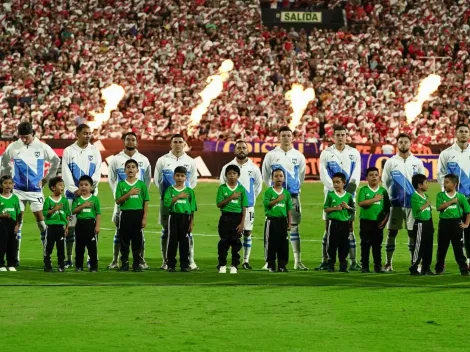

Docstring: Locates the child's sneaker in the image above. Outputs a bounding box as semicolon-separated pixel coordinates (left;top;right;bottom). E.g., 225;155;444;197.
64;260;73;269
294;262;309;270
167;267;176;272
140;262;150;270
314;262;329;271
107;261;118;269
58;267;65;273
278;268;288;272
218;266;227;274
0;267;7;272
268;267;276;273
160;263;168;270
7;267;16;272
383;263;393;272
230;266;238;274
242;262;252;270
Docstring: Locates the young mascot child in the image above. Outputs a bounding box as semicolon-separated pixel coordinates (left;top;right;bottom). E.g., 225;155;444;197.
163;166;197;272
435;174;470;276
410;174;434;275
43;177;71;272
357;167;390;273
263;168;292;272
324;172;355;272
0;175;21;272
216;164;248;274
115;159;149;272
72;175;101;272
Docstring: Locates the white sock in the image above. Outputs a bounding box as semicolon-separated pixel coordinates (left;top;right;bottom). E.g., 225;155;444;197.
348;231;357;264
160;235;167;265
322;231;328;263
243;236;252;263
385;236;396;264
113;231;120;262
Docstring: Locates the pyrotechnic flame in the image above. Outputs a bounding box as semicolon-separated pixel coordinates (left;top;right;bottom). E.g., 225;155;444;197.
285;84;315;130
189;60;233;127
405;74;441;123
89;84;126;130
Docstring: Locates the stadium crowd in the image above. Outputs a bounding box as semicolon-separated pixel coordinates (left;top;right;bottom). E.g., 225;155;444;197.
1;0;470;144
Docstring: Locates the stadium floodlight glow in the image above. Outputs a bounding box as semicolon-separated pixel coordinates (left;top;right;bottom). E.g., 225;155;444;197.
189;59;234;129
404;74;441;123
285;83;315;130
89;84;126;130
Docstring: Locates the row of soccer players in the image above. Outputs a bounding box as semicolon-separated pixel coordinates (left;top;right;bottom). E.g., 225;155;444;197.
1;121;470;272
0;122;310;271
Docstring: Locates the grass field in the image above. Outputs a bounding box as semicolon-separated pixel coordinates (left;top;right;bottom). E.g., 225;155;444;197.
2;182;470;351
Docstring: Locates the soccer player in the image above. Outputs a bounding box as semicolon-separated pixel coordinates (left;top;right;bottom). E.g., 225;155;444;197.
216;164;248;274
323;172;355;272
437;123;470;266
0;122;60;265
357;167;390;273
262;126;307;270
155;134;197;270
164;166;197;272
72;175;101;272
382;133;425;271
263;168;292;272
409;174;434;275
43;177;71;272
316;125;361;271
220;140;262;269
435;174;470;275
107;132;151;269
115;159;149;272
0;175;21;272
61;124;102;268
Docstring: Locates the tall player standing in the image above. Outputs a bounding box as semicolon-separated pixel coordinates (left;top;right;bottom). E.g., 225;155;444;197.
437;123;470;268
61;124;102;268
316;125;361;271
107;132;151;269
0;122;60;265
381;133;425;271
155;134;198;270
262;126;308;270
219;140;262;269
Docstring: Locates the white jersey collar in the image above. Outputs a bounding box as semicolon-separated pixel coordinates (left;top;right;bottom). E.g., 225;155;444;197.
452;142;470;152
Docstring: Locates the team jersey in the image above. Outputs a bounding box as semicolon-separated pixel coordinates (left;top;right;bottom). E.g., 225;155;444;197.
436;191;470;219
163;186;197;214
382;154;425;208
115;179;150;211
216;183;248;213
319;144;361;193
72;195;101;220
264;187;292;218
323;191;355;222
410;192;432;221
262;146;306;195
108;150;151;197
0;137;60;192
358;185;390;221
62;142;102;199
0;193;21;221
220;158;262;207
154;151;197;199
437;143;470;197
43;195;71;225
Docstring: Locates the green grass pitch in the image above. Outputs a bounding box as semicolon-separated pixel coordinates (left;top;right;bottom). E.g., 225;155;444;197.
2;182;470;351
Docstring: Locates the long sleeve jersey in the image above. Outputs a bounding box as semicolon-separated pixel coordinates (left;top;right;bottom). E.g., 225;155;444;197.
61;142;102;199
154;151;197;198
382;154;425;208
108;150;151;197
319;144;361;193
437;143;470;197
220;158;262;207
262;146;306;195
0;137;60;192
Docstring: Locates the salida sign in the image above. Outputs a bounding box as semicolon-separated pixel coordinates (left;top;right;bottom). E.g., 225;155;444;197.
280;12;322;23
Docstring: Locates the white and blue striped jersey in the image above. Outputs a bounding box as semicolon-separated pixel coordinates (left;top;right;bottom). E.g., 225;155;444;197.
438;143;470;197
0;137;60;192
262;146;306;195
108;150;151;197
154;151;197;198
382;154;425;208
61;142;102;199
219;158;263;207
319;144;361;193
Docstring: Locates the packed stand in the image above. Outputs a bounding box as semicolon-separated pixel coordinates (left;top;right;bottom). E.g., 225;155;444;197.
0;0;470;144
